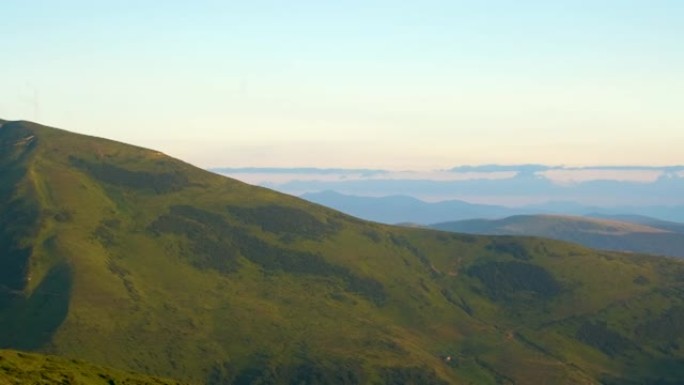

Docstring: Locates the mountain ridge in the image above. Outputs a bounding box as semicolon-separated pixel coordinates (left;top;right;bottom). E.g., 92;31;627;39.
431;214;684;258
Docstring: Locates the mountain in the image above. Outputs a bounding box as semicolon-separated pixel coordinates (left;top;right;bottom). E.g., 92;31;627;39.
231;169;684;222
0;349;186;384
587;213;684;234
300;191;684;226
431;215;684;258
528;204;684;224
300;191;519;224
2;120;684;384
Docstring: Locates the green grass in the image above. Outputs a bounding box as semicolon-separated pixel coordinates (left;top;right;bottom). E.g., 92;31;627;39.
1;120;684;384
0;349;188;384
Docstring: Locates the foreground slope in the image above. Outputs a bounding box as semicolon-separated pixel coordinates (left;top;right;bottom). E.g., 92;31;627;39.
0;349;187;384
1;120;684;384
431;214;684;258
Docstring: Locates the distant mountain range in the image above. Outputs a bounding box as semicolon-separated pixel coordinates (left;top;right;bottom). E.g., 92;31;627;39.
301;191;519;224
589;213;684;233
214;165;684;218
430;214;684;258
301;190;684;224
303;191;684;258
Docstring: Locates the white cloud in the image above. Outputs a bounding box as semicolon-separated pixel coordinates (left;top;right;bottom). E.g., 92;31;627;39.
539;169;663;184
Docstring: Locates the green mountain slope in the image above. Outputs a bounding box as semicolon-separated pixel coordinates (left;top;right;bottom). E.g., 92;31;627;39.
0;349;187;384
431;214;684;258
1;120;684;384
588;213;684;234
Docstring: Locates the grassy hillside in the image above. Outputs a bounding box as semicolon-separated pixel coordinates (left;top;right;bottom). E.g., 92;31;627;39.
1;120;684;384
431;215;684;258
0;349;187;384
588;213;684;234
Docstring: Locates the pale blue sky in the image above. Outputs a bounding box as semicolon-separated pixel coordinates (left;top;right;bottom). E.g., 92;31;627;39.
1;1;683;169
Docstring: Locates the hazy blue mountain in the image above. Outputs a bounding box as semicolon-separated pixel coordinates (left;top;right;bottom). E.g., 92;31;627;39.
300;191;684;225
288;177;684;219
301;191;522;224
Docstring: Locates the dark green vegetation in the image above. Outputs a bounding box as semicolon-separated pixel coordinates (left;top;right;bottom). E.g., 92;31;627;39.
431;214;684;258
0;349;186;384
1;120;684;384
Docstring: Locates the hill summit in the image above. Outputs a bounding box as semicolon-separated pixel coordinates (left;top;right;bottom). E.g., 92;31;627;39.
1;120;684;384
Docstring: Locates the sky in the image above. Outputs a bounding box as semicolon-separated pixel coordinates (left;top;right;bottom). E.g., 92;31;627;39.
1;1;683;170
